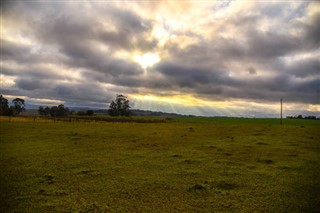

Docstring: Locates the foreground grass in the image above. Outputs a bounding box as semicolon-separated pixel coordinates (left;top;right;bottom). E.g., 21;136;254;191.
0;118;319;212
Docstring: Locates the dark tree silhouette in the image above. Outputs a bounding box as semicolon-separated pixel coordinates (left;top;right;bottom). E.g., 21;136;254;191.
44;107;50;116
57;104;70;117
86;110;94;116
12;98;25;116
0;95;9;115
39;105;70;117
38;106;45;116
108;94;130;116
76;110;94;116
38;106;51;116
50;106;59;117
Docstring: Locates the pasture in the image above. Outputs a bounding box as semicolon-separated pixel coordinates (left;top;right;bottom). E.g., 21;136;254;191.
0;117;319;212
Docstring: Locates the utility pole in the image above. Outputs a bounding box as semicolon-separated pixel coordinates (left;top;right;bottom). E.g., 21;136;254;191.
280;98;283;125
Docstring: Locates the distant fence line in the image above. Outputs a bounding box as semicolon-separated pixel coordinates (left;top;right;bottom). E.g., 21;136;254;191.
55;116;168;123
0;116;169;123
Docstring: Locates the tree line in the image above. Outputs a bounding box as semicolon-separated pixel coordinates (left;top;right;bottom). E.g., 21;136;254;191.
0;95;25;116
1;94;130;118
38;106;95;117
286;115;318;120
37;94;130;117
38;105;71;117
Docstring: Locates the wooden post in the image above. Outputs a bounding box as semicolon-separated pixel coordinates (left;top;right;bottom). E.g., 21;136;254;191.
280;99;283;125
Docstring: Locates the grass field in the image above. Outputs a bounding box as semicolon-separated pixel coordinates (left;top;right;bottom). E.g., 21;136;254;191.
0;117;319;212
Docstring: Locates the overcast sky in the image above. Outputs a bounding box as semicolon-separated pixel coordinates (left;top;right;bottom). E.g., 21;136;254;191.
1;1;319;117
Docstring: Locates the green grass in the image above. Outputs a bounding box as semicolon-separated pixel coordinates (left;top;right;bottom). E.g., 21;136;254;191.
0;118;319;212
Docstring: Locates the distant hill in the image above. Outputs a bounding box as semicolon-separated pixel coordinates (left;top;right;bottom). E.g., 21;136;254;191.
132;109;194;117
96;109;192;117
21;108;193;117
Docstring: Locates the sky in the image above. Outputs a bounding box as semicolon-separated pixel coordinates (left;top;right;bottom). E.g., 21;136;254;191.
1;1;319;117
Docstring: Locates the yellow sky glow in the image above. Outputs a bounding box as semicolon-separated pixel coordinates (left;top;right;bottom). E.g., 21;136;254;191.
131;94;230;108
131;94;320;113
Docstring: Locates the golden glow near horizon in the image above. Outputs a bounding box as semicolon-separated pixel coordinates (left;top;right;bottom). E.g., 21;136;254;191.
131;94;278;110
131;94;231;108
131;94;319;116
30;98;65;105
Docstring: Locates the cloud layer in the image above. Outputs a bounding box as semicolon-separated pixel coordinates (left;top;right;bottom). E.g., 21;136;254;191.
1;1;319;116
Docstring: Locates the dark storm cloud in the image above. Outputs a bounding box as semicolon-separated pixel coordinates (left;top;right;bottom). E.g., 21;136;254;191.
1;1;150;105
26;4;148;76
5;80;116;107
155;63;233;87
106;6;152;34
15;77;50;91
2;2;148;68
30;2;155;52
58;39;143;77
304;12;320;47
287;58;320;78
96;6;157;51
245;30;303;59
0;38;30;60
53;84;110;103
13;68;66;91
0;38;56;65
150;52;319;104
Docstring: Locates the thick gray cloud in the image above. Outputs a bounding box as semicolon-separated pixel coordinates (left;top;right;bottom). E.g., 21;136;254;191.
151;61;320;105
304;12;320;47
15;77;51;91
287;58;320;78
1;1;319;116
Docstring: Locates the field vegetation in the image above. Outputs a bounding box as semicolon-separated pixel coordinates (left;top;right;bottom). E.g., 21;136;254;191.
0;116;319;212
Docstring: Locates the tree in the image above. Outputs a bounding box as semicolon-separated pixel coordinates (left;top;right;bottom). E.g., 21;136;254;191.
108;101;118;116
108;94;130;116
305;115;316;120
76;110;94;116
76;111;87;116
0;95;9;115
44;107;50;116
48;104;70;117
38;106;45;116
50;106;59;117
86;110;94;116
38;106;51;117
57;104;70;117
12;98;25;116
39;105;70;117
